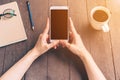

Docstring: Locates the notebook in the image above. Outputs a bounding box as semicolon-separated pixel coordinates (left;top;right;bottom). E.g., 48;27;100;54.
0;1;27;47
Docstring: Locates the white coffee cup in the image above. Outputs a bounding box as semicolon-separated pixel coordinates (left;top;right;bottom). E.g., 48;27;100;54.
89;6;111;32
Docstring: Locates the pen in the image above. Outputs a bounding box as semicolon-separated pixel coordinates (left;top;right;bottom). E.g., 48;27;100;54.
26;1;34;30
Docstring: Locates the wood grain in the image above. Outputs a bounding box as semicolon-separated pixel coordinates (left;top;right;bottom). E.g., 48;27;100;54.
0;0;118;80
48;0;70;80
68;0;89;80
106;0;120;80
86;0;115;80
16;0;30;79
24;0;48;80
0;0;29;80
1;0;27;79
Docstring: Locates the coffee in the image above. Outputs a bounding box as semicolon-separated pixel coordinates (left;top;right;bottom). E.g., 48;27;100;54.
93;10;108;22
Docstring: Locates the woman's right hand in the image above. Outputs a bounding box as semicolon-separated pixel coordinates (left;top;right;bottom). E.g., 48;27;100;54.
61;18;107;80
60;18;89;58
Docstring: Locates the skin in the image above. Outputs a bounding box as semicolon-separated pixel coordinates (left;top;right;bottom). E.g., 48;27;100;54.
60;18;107;80
0;18;106;80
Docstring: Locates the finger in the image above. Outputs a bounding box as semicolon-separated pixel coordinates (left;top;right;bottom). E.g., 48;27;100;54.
60;40;69;48
61;40;71;49
48;40;59;48
69;17;77;35
69;32;73;42
54;46;57;49
53;43;59;49
47;35;50;43
42;34;48;41
43;18;49;34
59;40;65;47
61;42;65;48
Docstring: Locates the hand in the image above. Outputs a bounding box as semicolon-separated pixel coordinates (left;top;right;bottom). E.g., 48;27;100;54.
60;18;88;58
33;18;59;57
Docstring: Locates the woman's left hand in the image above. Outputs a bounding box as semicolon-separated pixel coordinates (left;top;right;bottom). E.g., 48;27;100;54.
33;18;59;57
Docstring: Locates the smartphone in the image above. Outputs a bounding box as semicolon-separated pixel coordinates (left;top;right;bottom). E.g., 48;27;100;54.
50;6;68;41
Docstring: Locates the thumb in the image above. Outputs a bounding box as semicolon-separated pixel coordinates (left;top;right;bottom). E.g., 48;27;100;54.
48;40;59;48
63;41;71;49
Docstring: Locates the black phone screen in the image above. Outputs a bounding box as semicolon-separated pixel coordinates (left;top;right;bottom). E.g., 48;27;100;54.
51;9;68;39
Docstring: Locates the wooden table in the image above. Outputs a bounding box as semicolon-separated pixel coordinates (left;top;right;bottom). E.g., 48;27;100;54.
0;0;120;80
